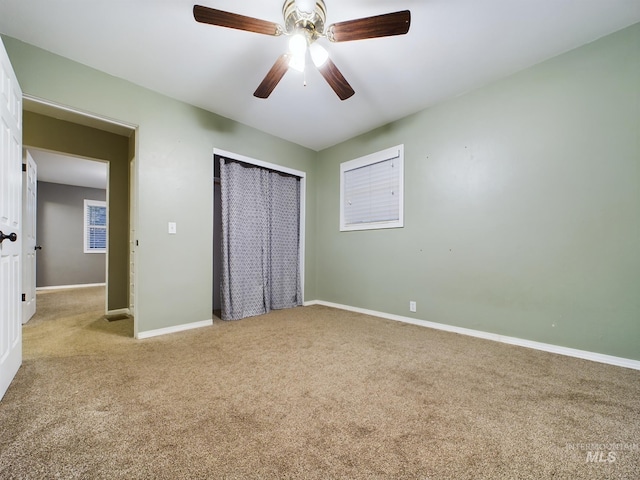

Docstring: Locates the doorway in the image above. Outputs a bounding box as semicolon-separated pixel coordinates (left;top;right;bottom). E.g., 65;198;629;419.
22;96;137;326
26;149;109;298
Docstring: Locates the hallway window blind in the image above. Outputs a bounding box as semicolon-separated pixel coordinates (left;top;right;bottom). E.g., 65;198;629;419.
340;145;404;231
84;199;107;253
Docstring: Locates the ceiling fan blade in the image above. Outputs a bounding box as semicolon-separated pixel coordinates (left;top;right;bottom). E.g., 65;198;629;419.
193;5;282;36
317;58;355;101
254;55;290;99
327;10;411;42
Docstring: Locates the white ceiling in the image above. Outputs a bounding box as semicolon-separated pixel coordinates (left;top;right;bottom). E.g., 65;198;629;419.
1;0;639;151
28;150;108;190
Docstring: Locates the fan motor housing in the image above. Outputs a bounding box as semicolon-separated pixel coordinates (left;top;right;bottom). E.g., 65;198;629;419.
282;0;326;40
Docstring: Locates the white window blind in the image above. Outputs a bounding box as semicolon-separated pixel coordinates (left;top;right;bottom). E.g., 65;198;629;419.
340;145;404;231
84;199;107;253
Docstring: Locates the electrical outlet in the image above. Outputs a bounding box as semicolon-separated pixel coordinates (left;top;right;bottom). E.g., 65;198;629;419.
409;301;416;313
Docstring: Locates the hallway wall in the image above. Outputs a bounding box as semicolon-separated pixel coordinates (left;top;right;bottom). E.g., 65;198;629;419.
36;181;106;287
24;111;131;310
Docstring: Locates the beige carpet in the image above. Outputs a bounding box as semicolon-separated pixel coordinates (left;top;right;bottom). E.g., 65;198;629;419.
0;287;638;479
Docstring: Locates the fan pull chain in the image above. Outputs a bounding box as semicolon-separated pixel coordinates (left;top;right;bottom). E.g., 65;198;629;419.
303;69;307;87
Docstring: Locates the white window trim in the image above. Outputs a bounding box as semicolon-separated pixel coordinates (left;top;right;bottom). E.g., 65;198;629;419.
84;199;107;254
340;144;404;232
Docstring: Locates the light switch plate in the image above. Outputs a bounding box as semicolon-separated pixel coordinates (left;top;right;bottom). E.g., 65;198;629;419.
168;222;177;234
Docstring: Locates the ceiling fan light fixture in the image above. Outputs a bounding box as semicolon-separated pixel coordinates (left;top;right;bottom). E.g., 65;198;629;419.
309;43;328;67
288;31;308;72
193;1;410;100
288;52;306;72
289;32;308;56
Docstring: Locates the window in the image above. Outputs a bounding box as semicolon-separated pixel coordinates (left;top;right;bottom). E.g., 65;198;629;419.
340;144;404;231
84;199;107;253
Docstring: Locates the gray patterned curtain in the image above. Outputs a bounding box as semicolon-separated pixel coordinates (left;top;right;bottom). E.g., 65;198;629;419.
220;158;302;321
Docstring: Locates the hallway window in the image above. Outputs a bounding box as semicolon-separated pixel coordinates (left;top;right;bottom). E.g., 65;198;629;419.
84;199;107;253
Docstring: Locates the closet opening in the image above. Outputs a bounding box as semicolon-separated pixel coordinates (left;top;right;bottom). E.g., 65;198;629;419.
212;149;306;321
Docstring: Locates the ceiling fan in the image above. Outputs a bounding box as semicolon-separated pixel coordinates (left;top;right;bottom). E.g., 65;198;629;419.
193;0;411;100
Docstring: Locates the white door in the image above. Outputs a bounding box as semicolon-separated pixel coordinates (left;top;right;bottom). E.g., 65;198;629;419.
22;150;37;323
0;38;23;401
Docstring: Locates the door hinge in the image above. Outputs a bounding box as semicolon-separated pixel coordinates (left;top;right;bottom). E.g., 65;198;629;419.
22;163;27;172
22;293;26;302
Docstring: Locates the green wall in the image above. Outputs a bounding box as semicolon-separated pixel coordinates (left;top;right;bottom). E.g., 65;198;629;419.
3;36;317;335
4;23;638;360
316;24;640;360
23;111;130;311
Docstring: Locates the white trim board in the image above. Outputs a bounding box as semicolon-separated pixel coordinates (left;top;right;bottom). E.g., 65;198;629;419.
214;148;306;178
37;283;106;291
136;319;213;340
304;300;640;371
23;94;137;134
107;308;130;316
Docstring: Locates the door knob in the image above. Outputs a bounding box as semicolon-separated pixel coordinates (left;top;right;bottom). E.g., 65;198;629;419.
0;231;18;244
35;245;42;250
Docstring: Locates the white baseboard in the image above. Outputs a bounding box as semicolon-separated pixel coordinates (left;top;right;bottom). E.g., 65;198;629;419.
305;300;640;371
136;319;213;340
106;308;130;316
37;283;105;291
